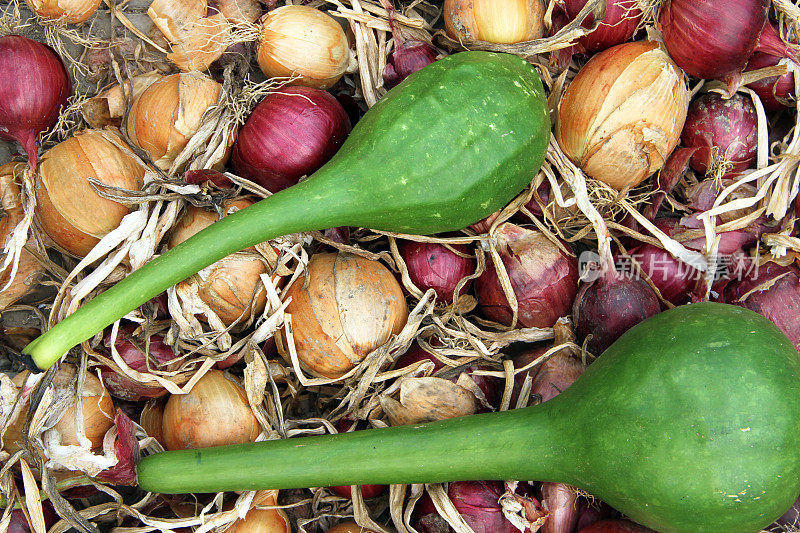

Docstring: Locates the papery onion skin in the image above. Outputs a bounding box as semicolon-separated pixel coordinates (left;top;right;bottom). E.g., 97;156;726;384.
25;0;102;23
231;87;351;192
449;481;522;533
721;262;800;352
383;41;439;89
681;92;758;177
622;243;700;305
659;0;768;80
444;0;546;44
475;222;579;329
35;129;145;257
257;5;350;90
746;52;796;111
161;370;260;450
283;252;408;378
555;41;689;190
0;35;71;168
564;0;642;53
99;324;181;401
399;240;475;304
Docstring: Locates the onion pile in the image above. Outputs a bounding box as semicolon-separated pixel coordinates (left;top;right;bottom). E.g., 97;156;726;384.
476;223;579;329
231;87;351;192
0;35;71;168
399;240;475;304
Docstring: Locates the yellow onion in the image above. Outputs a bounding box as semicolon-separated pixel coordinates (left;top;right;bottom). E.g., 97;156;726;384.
214;0;261;24
127;72;222;170
257;5;351;90
25;0;102;23
444;0;546;44
169;199;273;326
282;252;408;378
0;163;44;310
81;73;161;129
161;369;260;450
149;0;230;72
5;364;115;454
555;41;690;190
224;491;291;533
35;129;145;257
140;399;165;445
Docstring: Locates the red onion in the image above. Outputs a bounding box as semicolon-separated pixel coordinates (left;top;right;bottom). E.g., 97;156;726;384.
184;169;233;188
94;410;140;485
396;341;498;410
384;41;439;89
563;0;642;53
622;243;701;305
579;520;654;532
0;35;71;168
721;261;800;352
100;324;181;401
540;482;579;533
231;86;351;192
476;223;579;329
6;502;57;533
572;255;661;354
659;0;768;80
767;493;800;531
746;52;796;111
681;92;758;177
399;241;475;304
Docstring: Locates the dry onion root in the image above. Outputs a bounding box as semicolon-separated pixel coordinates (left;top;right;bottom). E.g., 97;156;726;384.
35;129;146;257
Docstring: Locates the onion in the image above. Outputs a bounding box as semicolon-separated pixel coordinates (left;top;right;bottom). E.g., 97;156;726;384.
622;243;701;305
579;519;654;532
555;41;689;190
127;72;223;171
531;320;584;403
81;72;161;129
721;261;800;352
231;87;351;192
659;0;769;81
746;52;796;111
140;399;166;445
282;252;408;378
443;0;546;44
35;129;145;257
6;502;57;533
161;370;260;450
148;0;229;72
572;254;661;355
399;240;475;305
326;522;379;533
25;0;102;23
681;92;758;178
540;482;579;533
0;35;71;168
94;410;140;485
257;6;351;90
99;323;182;401
223;491;291;533
184;168;234;188
563;0;642;53
475;223;579;329
0;163;45;310
384;41;439;89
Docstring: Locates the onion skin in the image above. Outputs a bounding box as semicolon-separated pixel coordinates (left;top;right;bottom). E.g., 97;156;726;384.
681;92;758;177
449;481;522;533
383;41;439;89
231;87;351;192
444;0;546;44
721;262;800;353
476;223;579;329
746;52;796;111
659;0;768;80
399;241;475;304
555;41;689;190
564;0;641;53
25;0;102;23
0;35;71;168
223;491;291;533
541;482;579;533
622;243;700;305
573;267;661;355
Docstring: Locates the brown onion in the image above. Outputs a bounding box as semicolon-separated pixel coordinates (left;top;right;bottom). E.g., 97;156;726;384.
148;0;229;71
659;0;768;80
563;0;642;53
35;129;145;257
399;240;475;304
161;370;260;450
99;324;182;401
140;399;166;445
681;92;758;178
81;72;161;129
127;72;222;171
721;261;800;353
223;491;291;533
0;163;45;310
282;252;408;378
475;223;579;329
0;35;71;168
25;0;102;23
443;0;546;44
555;41;689;190
257;6;351;90
231;87;351;192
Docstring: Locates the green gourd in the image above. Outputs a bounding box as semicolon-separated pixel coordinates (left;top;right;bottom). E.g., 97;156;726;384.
137;303;800;533
21;51;550;372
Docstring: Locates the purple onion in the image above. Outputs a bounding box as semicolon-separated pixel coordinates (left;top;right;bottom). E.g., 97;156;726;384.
400;241;475;304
